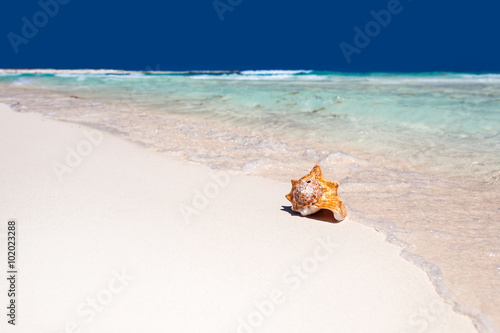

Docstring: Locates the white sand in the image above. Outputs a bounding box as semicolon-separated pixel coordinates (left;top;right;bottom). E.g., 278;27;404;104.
0;103;477;333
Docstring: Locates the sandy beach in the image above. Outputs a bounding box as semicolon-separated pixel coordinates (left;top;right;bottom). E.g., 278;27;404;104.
0;102;481;332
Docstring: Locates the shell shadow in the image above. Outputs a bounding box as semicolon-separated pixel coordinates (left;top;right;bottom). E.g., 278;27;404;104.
281;206;342;224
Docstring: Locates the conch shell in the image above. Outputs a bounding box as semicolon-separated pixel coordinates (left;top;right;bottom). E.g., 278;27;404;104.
286;165;347;221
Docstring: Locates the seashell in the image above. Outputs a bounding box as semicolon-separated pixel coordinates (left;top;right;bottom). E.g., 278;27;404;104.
285;165;347;221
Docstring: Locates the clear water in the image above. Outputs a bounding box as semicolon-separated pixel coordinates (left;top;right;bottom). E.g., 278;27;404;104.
1;70;499;332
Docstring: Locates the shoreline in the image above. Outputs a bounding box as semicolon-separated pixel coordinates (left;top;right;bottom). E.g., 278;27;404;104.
0;103;483;332
2;84;498;188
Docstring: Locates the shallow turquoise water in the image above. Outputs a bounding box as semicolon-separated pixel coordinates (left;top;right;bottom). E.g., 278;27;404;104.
7;71;500;143
2;70;499;181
